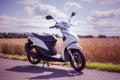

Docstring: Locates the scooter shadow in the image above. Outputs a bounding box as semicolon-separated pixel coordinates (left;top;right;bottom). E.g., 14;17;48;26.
6;65;83;79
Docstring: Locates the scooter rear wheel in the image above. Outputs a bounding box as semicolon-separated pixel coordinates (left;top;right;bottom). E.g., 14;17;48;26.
27;46;41;64
27;55;41;64
69;49;86;72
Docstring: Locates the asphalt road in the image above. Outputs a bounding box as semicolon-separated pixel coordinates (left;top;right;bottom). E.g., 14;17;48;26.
0;58;120;80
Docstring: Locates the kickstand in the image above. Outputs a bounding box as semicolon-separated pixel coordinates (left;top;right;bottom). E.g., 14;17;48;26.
42;60;50;67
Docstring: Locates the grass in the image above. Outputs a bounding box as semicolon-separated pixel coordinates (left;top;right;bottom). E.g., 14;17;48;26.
0;53;27;61
86;62;120;72
49;62;120;73
1;54;120;72
0;53;120;72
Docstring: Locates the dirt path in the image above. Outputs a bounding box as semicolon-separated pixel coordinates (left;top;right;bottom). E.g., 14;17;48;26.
0;58;120;80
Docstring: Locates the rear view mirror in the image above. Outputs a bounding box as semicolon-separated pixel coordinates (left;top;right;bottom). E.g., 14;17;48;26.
71;12;76;17
46;15;54;20
68;12;76;23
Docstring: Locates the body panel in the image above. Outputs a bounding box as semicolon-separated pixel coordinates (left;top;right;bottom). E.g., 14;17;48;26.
28;36;49;50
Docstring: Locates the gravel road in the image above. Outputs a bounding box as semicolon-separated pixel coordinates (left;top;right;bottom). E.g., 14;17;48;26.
0;58;120;80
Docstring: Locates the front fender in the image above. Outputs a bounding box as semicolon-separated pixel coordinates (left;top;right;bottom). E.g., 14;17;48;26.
67;42;83;50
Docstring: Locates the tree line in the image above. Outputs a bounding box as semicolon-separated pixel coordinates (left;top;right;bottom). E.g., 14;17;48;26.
0;32;27;38
78;35;120;38
0;32;119;38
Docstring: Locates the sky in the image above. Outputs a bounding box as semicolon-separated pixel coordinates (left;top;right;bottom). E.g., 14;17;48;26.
0;0;120;36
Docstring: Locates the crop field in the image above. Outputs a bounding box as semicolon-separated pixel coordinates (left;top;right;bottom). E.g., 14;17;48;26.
79;38;120;64
0;38;120;64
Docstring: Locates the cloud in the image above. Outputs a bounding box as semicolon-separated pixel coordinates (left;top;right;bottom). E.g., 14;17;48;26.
87;8;120;21
0;15;49;32
86;9;120;36
34;3;67;18
81;0;120;4
65;2;81;10
22;3;67;18
23;6;33;15
0;15;62;35
73;19;120;36
17;0;40;5
92;21;120;36
73;8;120;36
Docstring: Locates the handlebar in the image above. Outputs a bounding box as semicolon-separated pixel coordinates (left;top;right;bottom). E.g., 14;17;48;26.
49;25;60;29
49;26;55;28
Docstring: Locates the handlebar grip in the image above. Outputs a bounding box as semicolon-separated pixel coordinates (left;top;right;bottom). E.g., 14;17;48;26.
49;26;60;29
49;26;55;28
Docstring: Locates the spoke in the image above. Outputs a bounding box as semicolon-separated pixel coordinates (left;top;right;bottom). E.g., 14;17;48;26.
77;63;80;67
33;58;35;61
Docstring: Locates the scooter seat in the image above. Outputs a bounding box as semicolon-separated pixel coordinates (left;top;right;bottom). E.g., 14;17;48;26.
32;33;57;42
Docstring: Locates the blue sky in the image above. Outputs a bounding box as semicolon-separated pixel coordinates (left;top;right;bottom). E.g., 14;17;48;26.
0;0;120;36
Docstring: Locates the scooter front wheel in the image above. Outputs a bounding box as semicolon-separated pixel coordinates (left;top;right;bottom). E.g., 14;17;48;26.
69;49;86;72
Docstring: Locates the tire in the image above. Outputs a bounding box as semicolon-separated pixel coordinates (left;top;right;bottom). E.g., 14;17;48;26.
27;46;41;64
69;49;86;72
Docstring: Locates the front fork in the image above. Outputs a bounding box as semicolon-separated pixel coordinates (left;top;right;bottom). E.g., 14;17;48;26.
67;42;82;61
68;50;75;61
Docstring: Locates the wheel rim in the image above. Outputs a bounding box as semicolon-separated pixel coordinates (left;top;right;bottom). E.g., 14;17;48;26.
27;46;40;64
30;56;39;62
31;46;37;54
70;49;86;71
73;51;82;68
30;46;39;61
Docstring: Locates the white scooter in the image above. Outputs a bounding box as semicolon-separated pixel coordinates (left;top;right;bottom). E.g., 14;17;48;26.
25;12;86;72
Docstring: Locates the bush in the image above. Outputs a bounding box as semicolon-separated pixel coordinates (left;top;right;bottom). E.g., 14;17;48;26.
13;45;26;55
0;43;26;55
0;43;10;54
